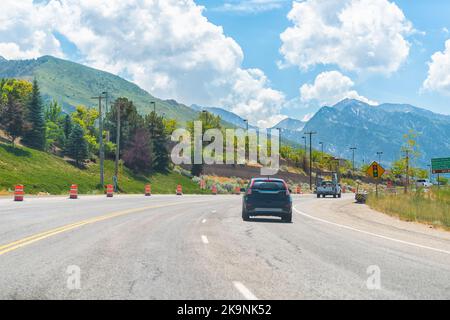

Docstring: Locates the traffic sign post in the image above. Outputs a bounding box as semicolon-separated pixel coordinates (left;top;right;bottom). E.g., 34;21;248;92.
367;161;385;197
432;158;450;189
431;158;450;174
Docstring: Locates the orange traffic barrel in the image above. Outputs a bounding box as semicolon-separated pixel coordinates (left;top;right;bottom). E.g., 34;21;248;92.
69;184;78;199
235;186;241;195
212;185;217;195
176;184;183;195
106;184;114;198
145;184;152;196
14;185;24;202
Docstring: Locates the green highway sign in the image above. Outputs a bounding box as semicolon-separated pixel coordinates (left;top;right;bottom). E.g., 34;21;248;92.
432;157;450;174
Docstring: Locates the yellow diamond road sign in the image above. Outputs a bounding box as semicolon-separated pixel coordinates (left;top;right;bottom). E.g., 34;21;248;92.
367;161;385;179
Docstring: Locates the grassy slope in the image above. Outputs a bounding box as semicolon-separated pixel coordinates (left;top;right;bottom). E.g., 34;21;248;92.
0;56;199;124
367;188;450;229
0;143;207;195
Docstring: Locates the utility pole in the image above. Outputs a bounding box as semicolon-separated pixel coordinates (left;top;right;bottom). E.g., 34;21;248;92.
305;131;317;190
114;99;121;179
91;94;106;187
319;142;324;162
350;147;357;173
404;150;409;194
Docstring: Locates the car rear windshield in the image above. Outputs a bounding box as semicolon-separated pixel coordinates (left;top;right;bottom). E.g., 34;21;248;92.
252;181;286;190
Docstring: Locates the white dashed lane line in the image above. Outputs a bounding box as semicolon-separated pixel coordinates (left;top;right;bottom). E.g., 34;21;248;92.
201;235;209;244
293;206;450;256
233;281;258;300
202;219;207;224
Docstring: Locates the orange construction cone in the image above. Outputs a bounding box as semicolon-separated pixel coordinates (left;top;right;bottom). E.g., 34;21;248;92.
14;185;24;202
235;186;241;195
212;185;217;195
296;186;301;194
176;184;183;195
69;184;78;199
106;184;114;198
145;184;152;197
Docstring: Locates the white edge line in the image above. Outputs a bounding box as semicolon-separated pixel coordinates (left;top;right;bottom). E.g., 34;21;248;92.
293;206;450;256
233;281;258;300
201;235;209;244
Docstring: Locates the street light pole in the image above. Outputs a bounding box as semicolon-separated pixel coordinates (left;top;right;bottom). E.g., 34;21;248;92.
115;99;121;179
91;94;106;187
404;150;410;194
305;131;317;190
350;147;357;173
319;142;324;163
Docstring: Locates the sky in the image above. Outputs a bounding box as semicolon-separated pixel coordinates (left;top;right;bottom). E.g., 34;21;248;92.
1;0;449;127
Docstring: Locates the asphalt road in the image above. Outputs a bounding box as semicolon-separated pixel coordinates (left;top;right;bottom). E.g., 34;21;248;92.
0;193;449;300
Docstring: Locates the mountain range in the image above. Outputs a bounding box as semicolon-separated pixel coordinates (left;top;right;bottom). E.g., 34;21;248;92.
286;99;450;167
1;55;449;167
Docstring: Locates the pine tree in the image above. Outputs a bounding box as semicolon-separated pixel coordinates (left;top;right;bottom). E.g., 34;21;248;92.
66;124;89;166
22;79;46;150
0;94;27;146
63;114;73;140
146;111;170;172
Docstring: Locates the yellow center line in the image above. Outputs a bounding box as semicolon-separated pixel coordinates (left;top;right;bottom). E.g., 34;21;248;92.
0;199;212;256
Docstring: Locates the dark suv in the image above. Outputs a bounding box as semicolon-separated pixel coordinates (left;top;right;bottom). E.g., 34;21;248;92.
242;178;292;223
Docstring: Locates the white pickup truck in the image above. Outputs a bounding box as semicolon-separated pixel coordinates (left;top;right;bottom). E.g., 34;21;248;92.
316;180;342;198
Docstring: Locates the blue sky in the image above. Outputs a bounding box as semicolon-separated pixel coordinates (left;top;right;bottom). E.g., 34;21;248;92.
1;0;449;126
196;0;450;119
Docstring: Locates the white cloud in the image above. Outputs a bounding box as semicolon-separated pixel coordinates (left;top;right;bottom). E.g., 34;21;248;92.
423;40;450;95
280;0;413;74
213;0;287;14
0;0;285;127
226;69;286;128
300;71;377;106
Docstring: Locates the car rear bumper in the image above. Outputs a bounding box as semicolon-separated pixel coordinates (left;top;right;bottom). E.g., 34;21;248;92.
246;207;292;216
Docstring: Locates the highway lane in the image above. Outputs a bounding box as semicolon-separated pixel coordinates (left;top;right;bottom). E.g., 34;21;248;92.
0;194;449;299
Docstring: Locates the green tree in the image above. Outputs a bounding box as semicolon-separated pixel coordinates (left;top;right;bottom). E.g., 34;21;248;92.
0;78;32;106
45;100;64;123
22;79;46;150
105;97;144;154
65;124;89;166
146;111;170;172
63;114;73;140
187;111;222;176
0;94;27;146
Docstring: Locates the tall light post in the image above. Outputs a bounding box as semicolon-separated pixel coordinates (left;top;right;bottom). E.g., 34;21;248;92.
91;93;107;187
305;131;317;190
350;147;357;173
114;99;121;181
319;142;324;162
